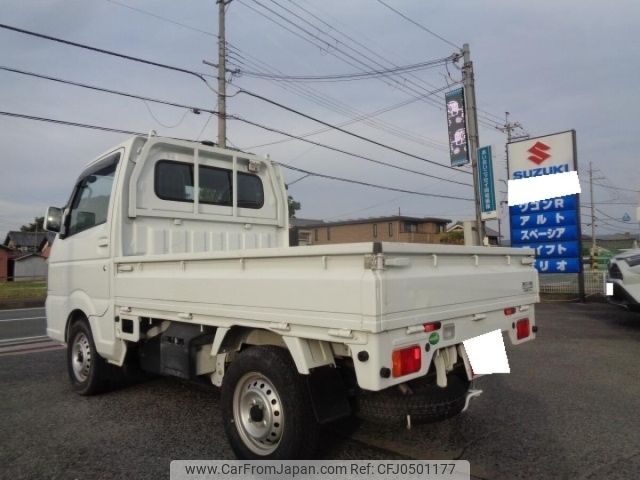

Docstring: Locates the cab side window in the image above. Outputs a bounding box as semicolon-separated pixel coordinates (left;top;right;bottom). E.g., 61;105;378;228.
66;155;119;236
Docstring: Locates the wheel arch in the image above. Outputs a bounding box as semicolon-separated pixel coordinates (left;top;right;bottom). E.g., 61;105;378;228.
65;309;88;342
212;326;335;375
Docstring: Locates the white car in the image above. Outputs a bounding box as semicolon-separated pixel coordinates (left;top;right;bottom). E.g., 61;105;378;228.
607;249;640;310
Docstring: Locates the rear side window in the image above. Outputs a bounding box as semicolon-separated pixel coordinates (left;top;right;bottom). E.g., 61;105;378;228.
155;161;194;202
237;172;264;209
154;160;263;209
199;166;231;206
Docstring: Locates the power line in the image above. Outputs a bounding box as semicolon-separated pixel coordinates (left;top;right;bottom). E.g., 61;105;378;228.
284;0;496;127
234;55;455;82
239;0;458;113
243;82;456;150
0;65;213;114
142;101;190;129
237;89;470;175
0;23;220;94
0;110;147;136
104;0;218;38
596;208;636;224
103;2;501;132
0;109;473;202
230;114;472;186
230;50;450;151
276;162;473;202
1;21;477;184
592;181;639;193
284;0;503;130
0;23;461;171
374;0;460;50
0;65;470;187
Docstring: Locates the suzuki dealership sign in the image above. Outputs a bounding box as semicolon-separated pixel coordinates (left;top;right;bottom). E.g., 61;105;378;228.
508;131;582;274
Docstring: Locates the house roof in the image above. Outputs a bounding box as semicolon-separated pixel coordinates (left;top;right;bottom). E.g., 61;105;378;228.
582;232;638;241
447;221;500;238
39;232;56;247
304;215;451;228
3;231;48;249
290;218;325;228
13;253;45;261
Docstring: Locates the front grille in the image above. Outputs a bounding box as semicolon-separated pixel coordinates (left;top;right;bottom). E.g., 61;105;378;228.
608;263;623;280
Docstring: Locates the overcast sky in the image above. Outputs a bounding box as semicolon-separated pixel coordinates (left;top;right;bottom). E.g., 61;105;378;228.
1;0;639;240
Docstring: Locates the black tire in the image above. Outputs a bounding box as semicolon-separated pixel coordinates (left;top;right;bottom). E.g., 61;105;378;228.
221;346;320;459
67;318;112;395
355;373;470;425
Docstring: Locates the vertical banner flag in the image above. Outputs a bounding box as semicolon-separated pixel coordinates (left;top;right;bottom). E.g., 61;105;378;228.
477;145;497;220
508;130;581;274
445;88;469;167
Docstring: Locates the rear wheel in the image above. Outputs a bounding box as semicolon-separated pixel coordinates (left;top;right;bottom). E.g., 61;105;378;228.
67;318;111;395
221;346;320;459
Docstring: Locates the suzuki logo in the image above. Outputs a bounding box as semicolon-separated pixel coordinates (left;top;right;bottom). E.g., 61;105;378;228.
527;141;551;165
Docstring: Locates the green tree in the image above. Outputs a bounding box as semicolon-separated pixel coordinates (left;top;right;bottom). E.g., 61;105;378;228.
288;195;301;218
20;217;45;232
440;230;464;244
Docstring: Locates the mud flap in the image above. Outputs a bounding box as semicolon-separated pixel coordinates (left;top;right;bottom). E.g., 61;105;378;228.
306;366;351;424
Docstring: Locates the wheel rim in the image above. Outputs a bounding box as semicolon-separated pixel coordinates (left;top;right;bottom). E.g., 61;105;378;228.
71;332;92;382
232;372;284;455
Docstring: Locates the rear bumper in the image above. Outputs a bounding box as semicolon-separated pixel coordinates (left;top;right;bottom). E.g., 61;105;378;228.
351;304;536;391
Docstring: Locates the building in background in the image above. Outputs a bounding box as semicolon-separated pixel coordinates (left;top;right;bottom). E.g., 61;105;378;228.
0;245;13;281
289;218;324;246
38;232;57;259
304;216;450;246
582;232;639;252
12;253;48;281
445;221;501;245
3;231;48;253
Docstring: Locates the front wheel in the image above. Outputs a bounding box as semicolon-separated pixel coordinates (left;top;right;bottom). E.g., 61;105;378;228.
221;346;320;459
67;318;111;395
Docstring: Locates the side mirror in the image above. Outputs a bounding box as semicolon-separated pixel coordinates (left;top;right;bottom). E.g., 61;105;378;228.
44;206;62;233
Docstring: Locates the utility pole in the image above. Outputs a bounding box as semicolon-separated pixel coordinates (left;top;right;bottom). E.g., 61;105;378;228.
216;0;231;148
498;112;525;245
589;162;596;269
461;43;484;245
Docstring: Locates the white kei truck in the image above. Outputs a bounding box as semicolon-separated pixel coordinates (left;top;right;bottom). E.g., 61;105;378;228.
44;135;539;460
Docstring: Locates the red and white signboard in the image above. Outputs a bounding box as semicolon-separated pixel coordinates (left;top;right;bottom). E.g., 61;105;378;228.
507;130;576;181
507;130;580;205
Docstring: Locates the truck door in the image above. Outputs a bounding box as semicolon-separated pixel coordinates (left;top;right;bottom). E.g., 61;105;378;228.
53;152;121;316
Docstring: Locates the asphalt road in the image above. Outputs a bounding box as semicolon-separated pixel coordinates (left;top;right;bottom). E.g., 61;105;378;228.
0;307;46;340
1;303;639;479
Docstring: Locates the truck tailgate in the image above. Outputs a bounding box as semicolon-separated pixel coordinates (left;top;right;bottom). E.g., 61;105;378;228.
371;243;538;331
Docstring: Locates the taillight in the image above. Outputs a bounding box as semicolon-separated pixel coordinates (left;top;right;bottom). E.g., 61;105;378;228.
504;307;517;316
392;345;422;377
423;321;441;332
516;318;530;340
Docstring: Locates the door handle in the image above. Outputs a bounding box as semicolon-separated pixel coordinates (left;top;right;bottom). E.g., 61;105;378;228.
97;237;109;247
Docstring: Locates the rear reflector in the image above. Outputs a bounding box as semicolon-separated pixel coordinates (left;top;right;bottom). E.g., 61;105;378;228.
516;318;530;340
504;307;517;315
423;321;442;332
392;345;422;377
